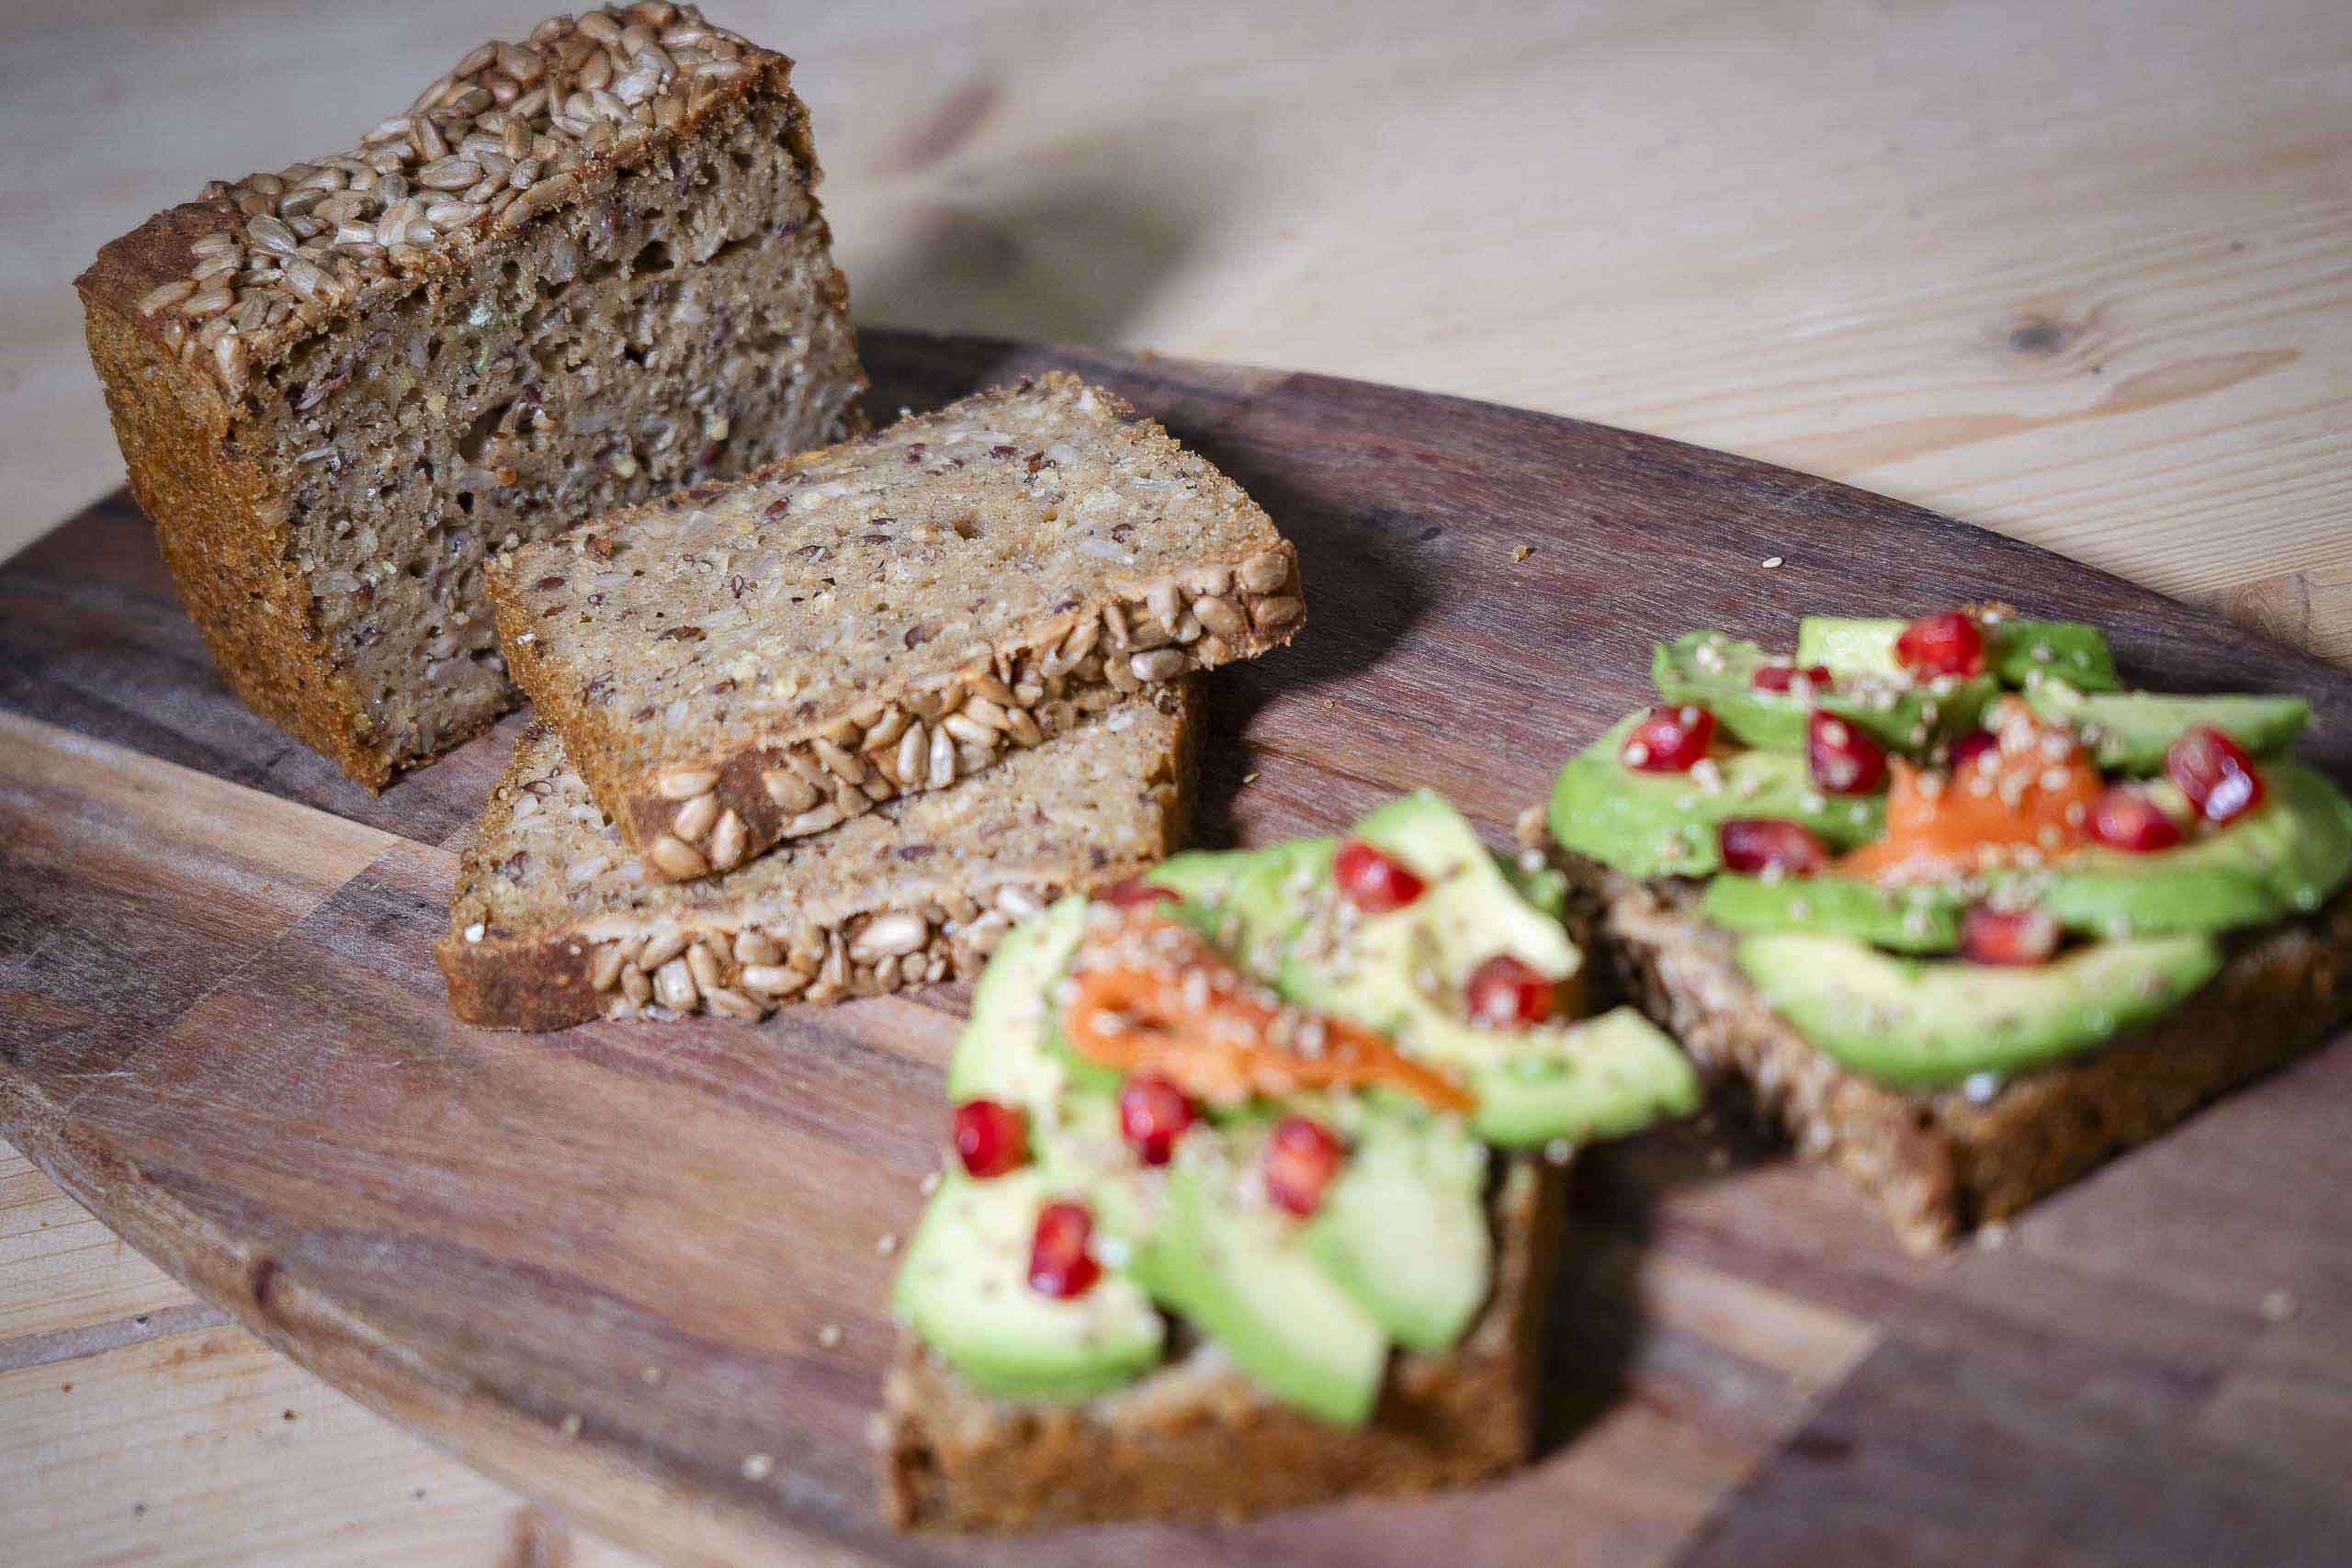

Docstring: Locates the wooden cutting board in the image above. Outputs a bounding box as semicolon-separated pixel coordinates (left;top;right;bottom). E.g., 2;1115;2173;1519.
4;330;2348;1568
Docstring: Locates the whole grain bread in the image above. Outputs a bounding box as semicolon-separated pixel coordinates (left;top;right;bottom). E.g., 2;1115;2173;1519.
1548;843;2352;1251
76;5;865;788
489;372;1301;881
880;1156;1564;1530
438;681;1199;1030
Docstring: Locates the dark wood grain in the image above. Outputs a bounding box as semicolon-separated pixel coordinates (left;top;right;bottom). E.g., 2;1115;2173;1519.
2;329;2346;1565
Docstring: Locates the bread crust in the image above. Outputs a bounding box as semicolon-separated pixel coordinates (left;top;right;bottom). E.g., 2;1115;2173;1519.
1554;848;2352;1250
879;1156;1566;1530
75;24;864;789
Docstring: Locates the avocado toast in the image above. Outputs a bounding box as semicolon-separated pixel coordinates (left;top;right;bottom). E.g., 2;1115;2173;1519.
883;793;1698;1529
1544;605;2352;1251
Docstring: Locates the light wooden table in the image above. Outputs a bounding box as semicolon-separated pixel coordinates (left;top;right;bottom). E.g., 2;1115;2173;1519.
4;0;2348;1561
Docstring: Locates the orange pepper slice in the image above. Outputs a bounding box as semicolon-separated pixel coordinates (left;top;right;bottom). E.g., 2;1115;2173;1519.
1841;697;2101;883
1061;915;1476;1114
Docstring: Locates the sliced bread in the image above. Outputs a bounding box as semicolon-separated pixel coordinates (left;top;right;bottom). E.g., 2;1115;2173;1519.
489;372;1299;881
1549;841;2352;1251
76;5;865;787
437;681;1199;1030
881;1157;1564;1530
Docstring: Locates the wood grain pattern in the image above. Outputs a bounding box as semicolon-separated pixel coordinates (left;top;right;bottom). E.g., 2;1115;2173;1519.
4;332;2349;1564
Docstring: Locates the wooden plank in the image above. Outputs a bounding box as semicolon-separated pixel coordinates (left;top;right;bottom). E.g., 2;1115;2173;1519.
1;335;2347;1562
0;1145;203;1348
0;1322;648;1568
11;1;2352;663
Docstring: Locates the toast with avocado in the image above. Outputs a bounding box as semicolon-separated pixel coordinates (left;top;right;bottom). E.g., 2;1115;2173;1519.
1544;605;2352;1251
882;793;1699;1529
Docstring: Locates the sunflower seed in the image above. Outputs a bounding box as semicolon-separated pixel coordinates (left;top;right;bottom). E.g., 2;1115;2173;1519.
812;736;867;785
649;834;708;879
738;963;807;998
136;279;197;315
1251;595;1304;631
653;955;699;1010
852;911;929;960
1239;548;1291;593
638;930;690;970
589;943;628;991
620;964;653;1005
672;793;718;840
994;886;1048;922
926;728;956;789
785;803;844;836
705;987;763;1020
708;809;747;870
1130;649;1187;682
656;769;718;799
1190;594;1246;638
686;940;723;994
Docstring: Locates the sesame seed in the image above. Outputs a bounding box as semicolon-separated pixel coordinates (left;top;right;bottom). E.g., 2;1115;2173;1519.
558;1412;582;1439
741;1452;775;1481
875;1232;899;1256
818;1324;843;1348
1760;556;1784;570
2259;1289;2300;1323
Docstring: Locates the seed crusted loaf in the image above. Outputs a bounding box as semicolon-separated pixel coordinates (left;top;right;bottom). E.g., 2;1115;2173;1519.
76;4;865;788
1547;843;2352;1251
880;1156;1564;1530
438;681;1199;1030
490;372;1301;881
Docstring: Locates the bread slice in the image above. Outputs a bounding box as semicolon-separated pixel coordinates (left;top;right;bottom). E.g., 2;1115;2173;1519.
437;681;1199;1031
880;1156;1565;1530
75;5;865;788
489;372;1300;882
1550;844;2352;1251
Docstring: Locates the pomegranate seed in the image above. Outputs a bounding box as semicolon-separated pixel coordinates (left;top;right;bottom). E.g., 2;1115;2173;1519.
1262;1116;1346;1218
1027;1201;1102;1299
1949;728;1999;770
2166;725;2266;825
1116;1072;1198;1166
1332;839;1428;912
1104;877;1179;908
1894;611;1987;678
1958;905;2061;966
2089;784;2184;852
1718;818;1829;876
1752;662;1834;694
952;1099;1027;1179
1806;711;1889;795
1622;705;1716;773
1465;954;1557;1028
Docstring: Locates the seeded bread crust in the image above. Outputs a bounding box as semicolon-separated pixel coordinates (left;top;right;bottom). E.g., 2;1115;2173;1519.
438;681;1200;1030
491;373;1301;881
1549;845;2352;1251
880;1156;1564;1531
77;5;865;787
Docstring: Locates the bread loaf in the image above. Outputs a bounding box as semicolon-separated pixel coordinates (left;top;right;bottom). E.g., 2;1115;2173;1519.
75;4;865;787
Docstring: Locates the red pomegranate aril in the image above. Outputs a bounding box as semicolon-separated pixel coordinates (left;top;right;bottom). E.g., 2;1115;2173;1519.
2089;784;2184;852
1104;877;1180;909
1622;705;1716;773
1117;1072;1198;1167
1465;954;1557;1028
1718;817;1829;876
1894;611;1987;679
952;1099;1027;1179
1949;728;2000;770
1959;905;2061;966
1332;839;1428;913
1752;662;1834;694
1806;711;1889;795
2166;725;2266;825
1027;1201;1102;1299
1262;1116;1346;1218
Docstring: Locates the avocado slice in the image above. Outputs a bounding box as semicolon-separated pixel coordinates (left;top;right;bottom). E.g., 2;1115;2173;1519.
891;1168;1166;1401
1735;931;2223;1087
2049;761;2352;922
945;894;1090;1111
1455;1007;1699;1146
1653;632;1993;753
1797;614;2121;692
1149;1126;1390;1427
1306;1112;1491;1351
1548;716;1885;878
1702;874;1966;951
2023;682;2312;773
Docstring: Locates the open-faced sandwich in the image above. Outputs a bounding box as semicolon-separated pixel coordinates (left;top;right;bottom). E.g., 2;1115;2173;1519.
1543;604;2352;1251
882;792;1698;1529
